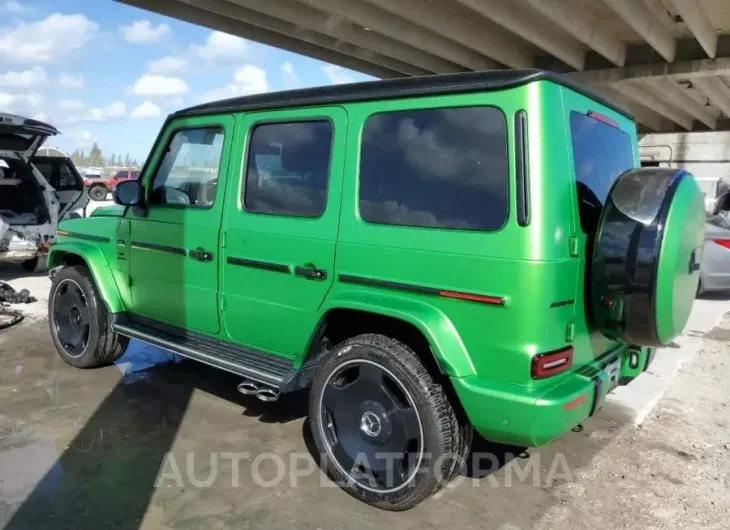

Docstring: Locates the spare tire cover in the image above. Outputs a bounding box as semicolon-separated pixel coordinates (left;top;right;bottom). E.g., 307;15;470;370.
591;168;705;347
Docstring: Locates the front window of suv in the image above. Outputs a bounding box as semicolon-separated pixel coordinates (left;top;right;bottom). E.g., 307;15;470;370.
570;111;635;235
359;106;509;231
150;127;225;207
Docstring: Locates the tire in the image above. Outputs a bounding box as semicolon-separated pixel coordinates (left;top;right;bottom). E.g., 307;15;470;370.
309;334;471;511
48;265;128;368
89;185;107;201
21;255;47;273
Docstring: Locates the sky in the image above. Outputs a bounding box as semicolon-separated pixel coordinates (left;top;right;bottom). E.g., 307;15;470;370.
0;0;372;163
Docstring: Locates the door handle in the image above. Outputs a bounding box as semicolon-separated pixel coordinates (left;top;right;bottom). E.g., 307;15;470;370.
189;248;214;262
294;266;327;280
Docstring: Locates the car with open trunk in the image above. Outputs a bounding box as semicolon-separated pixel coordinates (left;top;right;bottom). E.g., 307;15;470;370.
46;69;704;510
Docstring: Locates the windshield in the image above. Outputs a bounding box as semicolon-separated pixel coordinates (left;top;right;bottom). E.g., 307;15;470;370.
570;111;635;234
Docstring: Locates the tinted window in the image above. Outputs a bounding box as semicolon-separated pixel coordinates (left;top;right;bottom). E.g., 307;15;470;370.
150;127;225;207
33;158;79;191
359;107;509;231
570;111;634;234
244;121;332;217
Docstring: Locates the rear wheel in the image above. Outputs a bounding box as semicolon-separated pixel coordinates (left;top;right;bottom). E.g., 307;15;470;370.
309;334;471;511
48;265;128;368
89;185;107;201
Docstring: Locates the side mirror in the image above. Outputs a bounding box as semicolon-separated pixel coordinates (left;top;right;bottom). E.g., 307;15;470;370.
113;180;140;206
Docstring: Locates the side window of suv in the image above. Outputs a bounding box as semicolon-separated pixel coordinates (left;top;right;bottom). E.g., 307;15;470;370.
150;127;225;207
243;120;333;217
359;106;509;231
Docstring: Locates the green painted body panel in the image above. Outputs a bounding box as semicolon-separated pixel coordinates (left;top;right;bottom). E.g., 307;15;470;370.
655;177;705;344
48;77;692;448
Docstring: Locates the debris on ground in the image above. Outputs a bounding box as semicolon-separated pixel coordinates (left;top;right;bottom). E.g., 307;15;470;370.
0;280;36;330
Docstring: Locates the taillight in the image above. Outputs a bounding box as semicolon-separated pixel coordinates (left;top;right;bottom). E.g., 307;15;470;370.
531;347;574;379
713;239;730;250
587;110;619;128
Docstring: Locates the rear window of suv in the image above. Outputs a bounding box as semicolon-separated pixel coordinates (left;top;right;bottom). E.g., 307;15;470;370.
570;111;635;234
359;106;509;231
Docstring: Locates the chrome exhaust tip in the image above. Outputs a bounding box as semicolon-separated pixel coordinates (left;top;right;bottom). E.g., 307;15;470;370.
256;388;280;402
237;381;259;395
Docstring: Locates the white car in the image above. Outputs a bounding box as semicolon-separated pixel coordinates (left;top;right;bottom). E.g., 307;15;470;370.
0;113;88;271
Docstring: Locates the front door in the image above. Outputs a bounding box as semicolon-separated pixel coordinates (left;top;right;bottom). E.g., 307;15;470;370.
127;115;234;335
222;107;346;357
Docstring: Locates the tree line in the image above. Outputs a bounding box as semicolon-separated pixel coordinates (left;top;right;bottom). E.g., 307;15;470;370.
70;142;140;168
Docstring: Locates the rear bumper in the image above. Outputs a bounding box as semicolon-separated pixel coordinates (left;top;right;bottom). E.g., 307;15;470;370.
452;345;655;447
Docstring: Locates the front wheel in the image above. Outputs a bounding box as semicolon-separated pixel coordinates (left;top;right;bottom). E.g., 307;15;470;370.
48;265;129;368
308;334;471;511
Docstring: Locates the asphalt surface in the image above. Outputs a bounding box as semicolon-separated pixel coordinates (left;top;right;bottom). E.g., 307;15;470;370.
0;217;728;528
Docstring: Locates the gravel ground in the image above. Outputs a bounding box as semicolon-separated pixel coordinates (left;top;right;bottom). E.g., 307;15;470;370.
535;316;730;529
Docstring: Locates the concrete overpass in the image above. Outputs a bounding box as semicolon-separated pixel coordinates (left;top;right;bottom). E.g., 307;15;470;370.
118;0;730;133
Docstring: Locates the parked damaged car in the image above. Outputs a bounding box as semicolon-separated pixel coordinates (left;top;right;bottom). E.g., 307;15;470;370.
0;113;88;271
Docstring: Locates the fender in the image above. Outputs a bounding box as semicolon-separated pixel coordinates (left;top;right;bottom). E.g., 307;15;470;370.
48;241;124;313
319;288;475;378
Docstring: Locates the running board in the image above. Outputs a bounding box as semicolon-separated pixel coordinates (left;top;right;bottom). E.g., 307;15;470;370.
112;313;295;389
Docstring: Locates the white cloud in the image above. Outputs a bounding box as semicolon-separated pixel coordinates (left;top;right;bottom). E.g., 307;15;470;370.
193;30;248;62
322;65;355;85
5;1;25;13
120;20;171;44
281;62;299;89
0;92;44;116
130;74;189;97
199;65;268;103
147;56;187;75
58;99;85;112
59;73;84;90
65;101;126;123
0;66;47;89
0;13;98;63
69;129;96;150
131;100;162;119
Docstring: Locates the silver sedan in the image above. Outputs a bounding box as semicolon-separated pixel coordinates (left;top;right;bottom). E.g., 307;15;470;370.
699;213;730;295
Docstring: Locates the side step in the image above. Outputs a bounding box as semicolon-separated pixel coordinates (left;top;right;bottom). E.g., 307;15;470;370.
112;313;295;389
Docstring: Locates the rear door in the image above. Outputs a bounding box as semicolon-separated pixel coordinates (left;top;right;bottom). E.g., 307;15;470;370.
222;107;346;357
32;156;89;216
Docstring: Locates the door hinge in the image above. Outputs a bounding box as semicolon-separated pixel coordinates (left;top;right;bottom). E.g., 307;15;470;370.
569;236;579;257
565;321;575;342
221;232;227;249
128;275;133;287
221;295;226;313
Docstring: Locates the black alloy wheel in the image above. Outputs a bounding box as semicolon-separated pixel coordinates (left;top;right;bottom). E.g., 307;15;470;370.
52;278;91;358
320;359;424;493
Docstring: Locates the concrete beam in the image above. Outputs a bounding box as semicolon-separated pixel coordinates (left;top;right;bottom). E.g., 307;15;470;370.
453;0;586;70
600;0;676;62
117;0;402;79
185;0;426;76
666;0;717;58
363;0;533;68
524;0;626;66
228;0;460;74
691;76;730;117
298;0;500;71
568;57;730;84
592;85;665;131
642;78;717;129
613;82;694;130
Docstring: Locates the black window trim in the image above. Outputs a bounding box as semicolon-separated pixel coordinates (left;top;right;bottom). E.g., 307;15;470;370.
146;122;228;211
241;115;335;220
515;110;530;227
357;104;511;233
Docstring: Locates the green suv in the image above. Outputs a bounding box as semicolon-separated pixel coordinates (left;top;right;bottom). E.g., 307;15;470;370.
47;70;704;510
